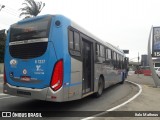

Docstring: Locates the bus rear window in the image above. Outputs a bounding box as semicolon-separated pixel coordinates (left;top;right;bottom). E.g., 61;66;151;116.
10;17;51;42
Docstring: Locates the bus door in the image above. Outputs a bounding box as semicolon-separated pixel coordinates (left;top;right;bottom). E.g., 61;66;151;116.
82;39;94;94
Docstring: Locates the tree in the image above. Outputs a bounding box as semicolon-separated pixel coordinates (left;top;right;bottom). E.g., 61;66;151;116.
19;0;45;19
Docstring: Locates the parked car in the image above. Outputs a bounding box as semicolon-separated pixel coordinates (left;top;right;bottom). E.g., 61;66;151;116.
155;67;160;78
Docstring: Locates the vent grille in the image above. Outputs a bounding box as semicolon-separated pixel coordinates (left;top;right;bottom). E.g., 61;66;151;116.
9;42;48;59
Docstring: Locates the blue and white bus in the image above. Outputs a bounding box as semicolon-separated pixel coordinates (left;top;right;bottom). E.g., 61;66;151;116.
3;15;127;102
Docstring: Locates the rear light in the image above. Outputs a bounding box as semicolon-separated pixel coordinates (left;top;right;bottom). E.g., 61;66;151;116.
50;59;63;91
3;66;6;84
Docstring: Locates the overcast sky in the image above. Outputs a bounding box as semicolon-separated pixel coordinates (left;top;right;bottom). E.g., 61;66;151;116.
0;0;160;61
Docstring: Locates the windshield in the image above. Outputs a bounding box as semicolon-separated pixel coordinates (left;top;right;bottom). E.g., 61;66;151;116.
9;16;52;59
155;68;158;71
10;17;51;42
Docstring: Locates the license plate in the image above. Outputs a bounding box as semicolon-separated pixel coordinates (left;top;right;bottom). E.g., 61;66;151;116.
20;76;31;81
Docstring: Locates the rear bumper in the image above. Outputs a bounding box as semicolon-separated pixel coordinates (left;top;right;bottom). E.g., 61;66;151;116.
3;83;66;102
3;83;48;100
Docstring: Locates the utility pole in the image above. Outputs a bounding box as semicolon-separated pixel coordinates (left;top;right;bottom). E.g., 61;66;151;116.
138;52;140;77
138;52;139;66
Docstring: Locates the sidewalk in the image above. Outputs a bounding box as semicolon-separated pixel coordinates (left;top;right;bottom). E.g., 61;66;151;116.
0;74;3;78
99;74;160;120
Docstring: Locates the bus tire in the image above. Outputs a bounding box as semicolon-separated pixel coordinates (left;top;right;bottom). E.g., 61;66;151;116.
94;77;104;98
119;73;125;84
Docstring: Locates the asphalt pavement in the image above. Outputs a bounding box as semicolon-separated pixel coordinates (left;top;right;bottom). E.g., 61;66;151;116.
96;72;160;120
0;73;139;120
0;75;3;93
1;72;160;120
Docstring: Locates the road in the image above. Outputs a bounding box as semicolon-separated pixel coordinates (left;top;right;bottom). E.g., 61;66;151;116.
0;78;3;93
0;77;139;120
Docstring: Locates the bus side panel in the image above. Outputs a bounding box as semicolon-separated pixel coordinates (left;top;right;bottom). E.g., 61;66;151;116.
48;16;71;101
117;70;123;83
94;63;109;90
94;64;101;92
103;64;111;88
68;58;82;101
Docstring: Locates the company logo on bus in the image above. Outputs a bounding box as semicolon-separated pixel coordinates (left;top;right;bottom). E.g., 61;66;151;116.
10;59;17;66
23;69;27;75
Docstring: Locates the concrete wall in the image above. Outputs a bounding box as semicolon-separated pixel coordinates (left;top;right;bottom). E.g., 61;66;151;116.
0;63;4;74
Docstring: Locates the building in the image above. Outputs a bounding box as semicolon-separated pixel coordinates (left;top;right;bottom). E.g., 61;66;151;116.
141;54;149;66
153;58;160;68
141;54;160;68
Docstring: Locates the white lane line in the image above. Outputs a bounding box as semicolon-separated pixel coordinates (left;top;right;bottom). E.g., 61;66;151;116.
107;80;142;111
81;80;142;120
0;75;3;77
0;96;16;100
0;93;7;96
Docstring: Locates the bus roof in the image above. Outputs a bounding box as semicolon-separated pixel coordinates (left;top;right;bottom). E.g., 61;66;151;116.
70;20;125;56
10;14;125;56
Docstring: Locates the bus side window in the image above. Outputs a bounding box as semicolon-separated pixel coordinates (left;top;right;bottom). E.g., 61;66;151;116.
96;44;100;56
122;57;124;69
68;29;81;57
105;49;108;59
96;44;105;63
117;54;120;69
113;51;117;68
105;49;112;65
108;49;111;59
100;45;105;58
69;30;74;49
74;32;80;51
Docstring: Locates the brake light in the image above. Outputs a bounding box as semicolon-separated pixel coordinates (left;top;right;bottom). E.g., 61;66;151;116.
50;60;63;91
3;66;6;84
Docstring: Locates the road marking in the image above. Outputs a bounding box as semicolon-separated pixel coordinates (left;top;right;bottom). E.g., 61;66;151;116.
0;75;3;78
81;80;142;120
0;93;7;96
0;96;16;100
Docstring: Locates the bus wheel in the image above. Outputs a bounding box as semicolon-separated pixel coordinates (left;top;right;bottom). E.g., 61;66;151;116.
94;77;104;98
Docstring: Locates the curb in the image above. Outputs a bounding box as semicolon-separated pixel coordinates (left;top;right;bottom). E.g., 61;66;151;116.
106;80;142;111
81;80;142;120
0;74;3;78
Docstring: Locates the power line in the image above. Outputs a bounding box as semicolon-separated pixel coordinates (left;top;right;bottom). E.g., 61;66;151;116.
3;10;18;17
5;8;18;15
0;4;21;29
0;4;20;17
7;6;19;11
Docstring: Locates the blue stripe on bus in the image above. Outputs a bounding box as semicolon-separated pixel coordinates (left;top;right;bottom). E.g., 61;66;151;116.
63;82;82;87
70;82;82;86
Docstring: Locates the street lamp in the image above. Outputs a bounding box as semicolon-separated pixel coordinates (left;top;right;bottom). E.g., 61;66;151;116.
0;5;5;11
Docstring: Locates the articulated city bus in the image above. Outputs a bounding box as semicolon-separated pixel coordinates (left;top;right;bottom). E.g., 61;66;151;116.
3;15;128;102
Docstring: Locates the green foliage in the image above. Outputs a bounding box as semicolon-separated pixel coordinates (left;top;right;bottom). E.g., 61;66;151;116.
19;0;45;19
